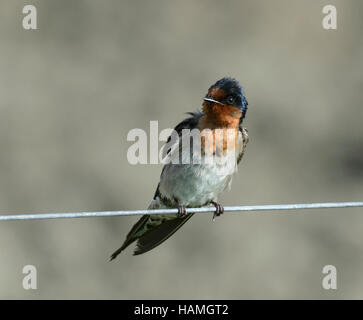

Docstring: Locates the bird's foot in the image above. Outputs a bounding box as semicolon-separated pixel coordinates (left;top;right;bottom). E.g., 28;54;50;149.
211;201;224;221
177;204;187;218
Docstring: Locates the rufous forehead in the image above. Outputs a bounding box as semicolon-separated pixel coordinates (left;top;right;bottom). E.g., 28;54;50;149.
208;87;227;100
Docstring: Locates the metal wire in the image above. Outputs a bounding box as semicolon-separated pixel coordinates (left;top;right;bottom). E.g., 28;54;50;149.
0;201;362;221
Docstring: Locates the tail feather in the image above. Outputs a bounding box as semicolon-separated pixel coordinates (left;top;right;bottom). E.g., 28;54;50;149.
134;213;194;255
110;188;195;259
109;214;150;260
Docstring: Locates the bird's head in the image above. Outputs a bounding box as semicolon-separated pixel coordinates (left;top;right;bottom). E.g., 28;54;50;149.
202;77;248;122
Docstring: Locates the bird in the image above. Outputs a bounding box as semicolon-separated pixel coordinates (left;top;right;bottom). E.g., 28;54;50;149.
110;77;249;258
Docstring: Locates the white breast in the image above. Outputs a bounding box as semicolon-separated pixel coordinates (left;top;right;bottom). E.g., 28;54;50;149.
158;129;241;207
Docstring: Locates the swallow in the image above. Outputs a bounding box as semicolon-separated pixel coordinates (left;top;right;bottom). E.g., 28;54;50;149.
110;77;249;258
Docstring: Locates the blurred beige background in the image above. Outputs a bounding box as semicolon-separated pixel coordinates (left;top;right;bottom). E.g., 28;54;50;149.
0;0;362;299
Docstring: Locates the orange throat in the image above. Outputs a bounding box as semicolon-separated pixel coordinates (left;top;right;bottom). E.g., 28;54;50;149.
201;104;242;129
198;104;243;156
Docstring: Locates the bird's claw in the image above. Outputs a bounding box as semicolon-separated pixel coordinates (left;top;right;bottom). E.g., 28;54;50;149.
177;205;187;218
211;201;224;221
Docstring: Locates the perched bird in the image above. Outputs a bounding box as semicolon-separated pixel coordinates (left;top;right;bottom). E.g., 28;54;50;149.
110;77;249;258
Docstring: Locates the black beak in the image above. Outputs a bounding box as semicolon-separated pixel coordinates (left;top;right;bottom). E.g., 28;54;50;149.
203;97;224;105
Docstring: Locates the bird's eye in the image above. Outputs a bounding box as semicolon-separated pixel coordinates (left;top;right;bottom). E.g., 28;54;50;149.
227;96;234;104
